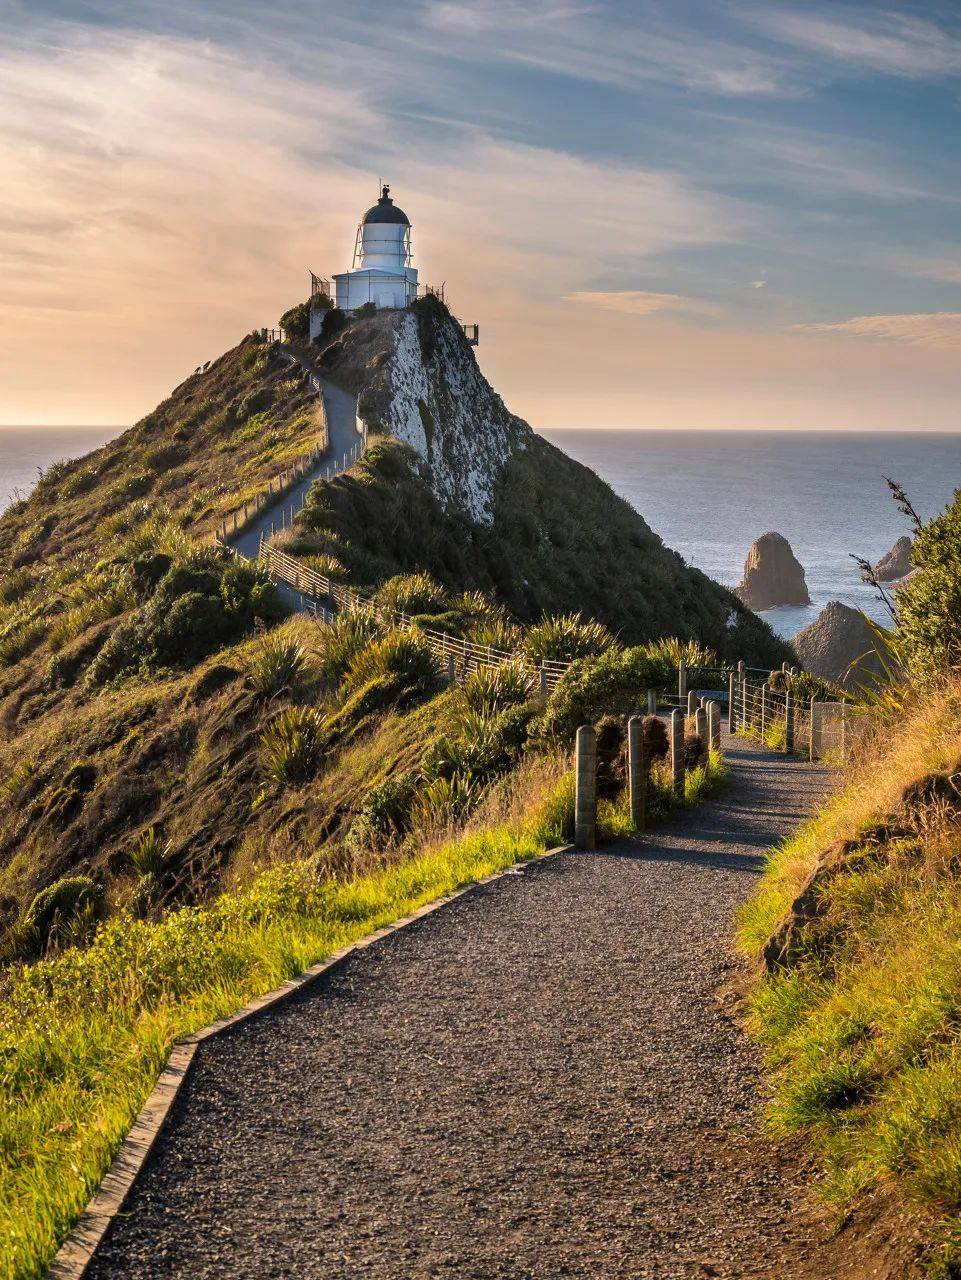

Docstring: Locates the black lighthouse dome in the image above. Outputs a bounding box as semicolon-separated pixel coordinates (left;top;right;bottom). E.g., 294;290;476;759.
362;184;410;226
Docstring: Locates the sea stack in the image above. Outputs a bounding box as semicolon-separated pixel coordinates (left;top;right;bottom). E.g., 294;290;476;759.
873;535;913;583
792;600;885;691
735;532;810;610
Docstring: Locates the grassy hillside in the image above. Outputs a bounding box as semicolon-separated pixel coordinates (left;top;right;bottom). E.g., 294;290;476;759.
739;488;961;1276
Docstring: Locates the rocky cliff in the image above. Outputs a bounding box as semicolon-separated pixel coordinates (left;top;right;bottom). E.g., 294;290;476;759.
735;532;810;610
308;298;790;662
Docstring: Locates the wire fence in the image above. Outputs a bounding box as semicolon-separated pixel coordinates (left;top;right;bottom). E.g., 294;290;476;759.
732;674;853;763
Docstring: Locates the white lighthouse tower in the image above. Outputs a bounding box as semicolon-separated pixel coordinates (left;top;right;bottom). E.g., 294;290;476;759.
332;185;418;312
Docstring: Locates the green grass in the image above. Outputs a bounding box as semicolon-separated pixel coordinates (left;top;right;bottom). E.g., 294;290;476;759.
597;748;728;835
0;776;573;1280
738;682;961;1272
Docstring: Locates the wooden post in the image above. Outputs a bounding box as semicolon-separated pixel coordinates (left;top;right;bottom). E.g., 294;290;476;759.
574;726;597;851
539;665;548;699
446;655;456;685
840;703;848;763
686;689;696;717
737;659;745;683
670;709;685;798
760;684;769;740
628;715;646;831
741;678;748;731
784;688;794;754
709;700;721;752
647;688;656;716
728;671;736;733
809;697;816;762
678;661;687;702
694;705;707;753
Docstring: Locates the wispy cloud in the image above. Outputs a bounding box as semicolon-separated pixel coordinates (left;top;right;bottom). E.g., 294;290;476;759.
563;289;718;317
752;7;961;78
421;0;794;95
797;311;961;348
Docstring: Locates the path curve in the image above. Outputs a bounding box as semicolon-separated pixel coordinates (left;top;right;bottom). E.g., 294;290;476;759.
86;736;830;1279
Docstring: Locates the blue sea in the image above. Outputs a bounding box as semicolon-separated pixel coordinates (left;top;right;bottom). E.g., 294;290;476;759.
2;425;959;639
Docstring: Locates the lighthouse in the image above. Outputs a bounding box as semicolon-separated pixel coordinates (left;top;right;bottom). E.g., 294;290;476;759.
332;185;418;312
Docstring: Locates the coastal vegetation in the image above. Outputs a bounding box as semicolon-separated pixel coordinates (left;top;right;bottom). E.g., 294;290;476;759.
740;485;961;1274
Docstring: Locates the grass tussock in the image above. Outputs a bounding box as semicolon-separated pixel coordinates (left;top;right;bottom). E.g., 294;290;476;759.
738;678;961;1270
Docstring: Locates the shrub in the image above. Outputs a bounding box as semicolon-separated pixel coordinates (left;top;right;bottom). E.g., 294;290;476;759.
642;714;669;762
20;876;103;957
87;554;282;687
315;307;348;346
260;705;324;785
0;567;35;605
374;573;448;618
316;609;379;683
465;618;523;653
248;634;307;697
344;772;419;853
896;492;961;676
129;827;171;877
342;630;442;705
535;646;670;744
523;613;618;664
456;663;533;717
61;468;98;498
684;733;706;769
645;637;718;670
143;443;188;472
280;298;311;342
595;714;626;798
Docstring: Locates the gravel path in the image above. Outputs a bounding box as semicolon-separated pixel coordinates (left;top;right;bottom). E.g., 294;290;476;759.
88;735;830;1279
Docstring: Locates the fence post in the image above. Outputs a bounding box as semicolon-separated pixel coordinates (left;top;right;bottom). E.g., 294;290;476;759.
695;704;707;752
670;709;685;798
760;683;769;741
647;688;656;716
678;661;687;702
709;700;721;752
686;689;696;717
741;678;748;731
628;715;646;831
784;688;794;755
574;726;597;851
539;664;548;700
809;697;816;762
840;703;848;764
728;671;736;733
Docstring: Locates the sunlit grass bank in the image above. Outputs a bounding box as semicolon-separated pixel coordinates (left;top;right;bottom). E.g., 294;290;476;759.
738;682;961;1271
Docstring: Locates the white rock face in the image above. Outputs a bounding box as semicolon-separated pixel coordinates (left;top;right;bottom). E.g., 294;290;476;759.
378;312;527;524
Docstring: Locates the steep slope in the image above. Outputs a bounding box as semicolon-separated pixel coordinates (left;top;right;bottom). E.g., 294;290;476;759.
306;297;790;664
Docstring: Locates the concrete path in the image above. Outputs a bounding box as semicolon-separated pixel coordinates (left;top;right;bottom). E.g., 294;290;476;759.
87;736;831;1279
230;352;361;564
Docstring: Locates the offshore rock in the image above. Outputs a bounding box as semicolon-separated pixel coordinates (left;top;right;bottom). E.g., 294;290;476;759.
873;535;913;583
792;600;885;691
735;532;810;610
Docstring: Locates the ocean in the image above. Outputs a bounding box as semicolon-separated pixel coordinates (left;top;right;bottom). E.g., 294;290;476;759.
1;425;958;639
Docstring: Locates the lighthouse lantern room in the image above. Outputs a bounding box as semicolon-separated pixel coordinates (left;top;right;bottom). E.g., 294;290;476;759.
332;185;418;313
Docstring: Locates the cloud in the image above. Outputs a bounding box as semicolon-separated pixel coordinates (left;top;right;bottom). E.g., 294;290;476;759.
751;279;767;289
885;251;961;286
421;0;794;96
751;7;961;78
797;312;961;348
563;289;717;317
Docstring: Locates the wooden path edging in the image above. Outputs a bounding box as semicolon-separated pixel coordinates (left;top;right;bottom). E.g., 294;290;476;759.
46;843;573;1280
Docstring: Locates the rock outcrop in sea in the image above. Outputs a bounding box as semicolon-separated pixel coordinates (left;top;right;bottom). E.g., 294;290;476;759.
873;535;913;583
735;532;810;610
792;600;885;691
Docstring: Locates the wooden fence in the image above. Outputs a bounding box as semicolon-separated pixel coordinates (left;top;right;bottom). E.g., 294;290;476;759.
260;543;571;691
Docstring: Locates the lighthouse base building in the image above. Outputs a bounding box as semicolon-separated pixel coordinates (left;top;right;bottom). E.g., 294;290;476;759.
309;184;477;345
333;185;417;312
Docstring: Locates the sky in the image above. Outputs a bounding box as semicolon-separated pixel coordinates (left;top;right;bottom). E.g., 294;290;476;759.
3;1;961;430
